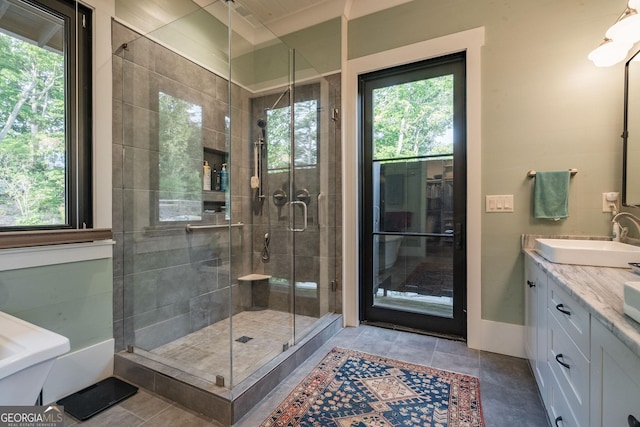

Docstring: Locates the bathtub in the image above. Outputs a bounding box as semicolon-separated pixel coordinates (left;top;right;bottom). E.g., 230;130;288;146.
379;235;403;270
0;311;70;405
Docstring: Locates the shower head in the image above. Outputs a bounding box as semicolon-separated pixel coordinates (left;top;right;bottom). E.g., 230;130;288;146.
257;118;266;139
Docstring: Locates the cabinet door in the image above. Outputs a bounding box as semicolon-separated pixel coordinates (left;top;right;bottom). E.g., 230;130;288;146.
590;319;640;427
524;255;549;403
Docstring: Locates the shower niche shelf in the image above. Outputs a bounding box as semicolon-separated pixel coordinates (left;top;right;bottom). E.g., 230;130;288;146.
203;147;228;213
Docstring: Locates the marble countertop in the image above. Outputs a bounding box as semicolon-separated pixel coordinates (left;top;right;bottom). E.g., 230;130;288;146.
522;235;640;359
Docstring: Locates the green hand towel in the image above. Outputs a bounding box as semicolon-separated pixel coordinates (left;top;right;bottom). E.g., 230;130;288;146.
533;170;570;219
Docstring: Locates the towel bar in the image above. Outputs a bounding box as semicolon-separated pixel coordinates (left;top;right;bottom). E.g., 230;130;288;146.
527;169;578;178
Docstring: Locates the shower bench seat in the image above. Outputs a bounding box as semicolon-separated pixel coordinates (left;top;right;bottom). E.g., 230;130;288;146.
238;274;272;309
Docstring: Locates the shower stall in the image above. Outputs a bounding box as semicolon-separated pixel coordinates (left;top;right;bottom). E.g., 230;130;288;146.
111;1;341;423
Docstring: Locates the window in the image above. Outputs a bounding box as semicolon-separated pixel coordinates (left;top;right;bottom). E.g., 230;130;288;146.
266;99;318;171
0;0;92;230
158;92;203;222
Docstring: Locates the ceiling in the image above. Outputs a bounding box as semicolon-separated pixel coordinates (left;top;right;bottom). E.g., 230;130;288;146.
0;0;63;52
113;0;414;91
117;0;414;42
228;0;414;36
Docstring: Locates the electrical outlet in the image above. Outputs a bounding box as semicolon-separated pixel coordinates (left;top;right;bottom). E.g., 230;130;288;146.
602;192;620;212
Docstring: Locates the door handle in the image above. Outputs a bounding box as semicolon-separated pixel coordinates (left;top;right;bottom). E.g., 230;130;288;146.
455;222;463;250
317;192;325;228
289;201;307;232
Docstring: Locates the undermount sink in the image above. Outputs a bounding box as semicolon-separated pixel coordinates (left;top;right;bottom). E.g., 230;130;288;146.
0;311;70;405
535;238;640;268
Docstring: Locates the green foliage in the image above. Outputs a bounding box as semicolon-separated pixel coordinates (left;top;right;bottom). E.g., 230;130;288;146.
0;32;66;226
267;100;317;170
158;92;203;220
373;75;454;160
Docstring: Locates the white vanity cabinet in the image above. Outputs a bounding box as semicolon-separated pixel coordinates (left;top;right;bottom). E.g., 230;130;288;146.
524;255;549;407
590;319;640;427
546;276;590;427
524;251;640;427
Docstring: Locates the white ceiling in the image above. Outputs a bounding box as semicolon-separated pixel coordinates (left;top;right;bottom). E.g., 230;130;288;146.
117;0;413;46
238;0;414;34
196;0;414;38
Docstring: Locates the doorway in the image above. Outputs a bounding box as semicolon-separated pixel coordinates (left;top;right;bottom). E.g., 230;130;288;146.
359;52;467;338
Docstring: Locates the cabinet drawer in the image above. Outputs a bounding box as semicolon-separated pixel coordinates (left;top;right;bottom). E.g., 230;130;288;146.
547;368;580;427
548;311;589;427
548;278;590;356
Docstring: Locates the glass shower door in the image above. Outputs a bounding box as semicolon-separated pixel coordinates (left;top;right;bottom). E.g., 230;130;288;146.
259;49;338;347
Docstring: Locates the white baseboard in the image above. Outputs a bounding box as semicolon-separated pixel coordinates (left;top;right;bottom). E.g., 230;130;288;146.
468;319;526;358
42;339;114;404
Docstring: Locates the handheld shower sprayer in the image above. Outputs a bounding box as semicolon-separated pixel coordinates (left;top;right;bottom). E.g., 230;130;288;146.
257;118;266;140
251;118;267;194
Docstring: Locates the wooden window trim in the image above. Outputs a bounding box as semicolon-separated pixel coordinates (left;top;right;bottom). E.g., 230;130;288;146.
0;228;112;250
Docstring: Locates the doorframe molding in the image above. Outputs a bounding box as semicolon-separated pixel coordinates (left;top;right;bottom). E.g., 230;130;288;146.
342;26;486;348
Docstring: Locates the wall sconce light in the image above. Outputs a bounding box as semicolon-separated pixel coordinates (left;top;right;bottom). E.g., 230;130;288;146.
588;38;634;67
589;0;640;67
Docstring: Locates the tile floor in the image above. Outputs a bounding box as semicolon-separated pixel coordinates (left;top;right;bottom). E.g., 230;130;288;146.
140;310;317;385
65;325;550;426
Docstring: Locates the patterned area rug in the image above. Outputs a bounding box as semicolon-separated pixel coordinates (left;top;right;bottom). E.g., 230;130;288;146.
260;347;484;427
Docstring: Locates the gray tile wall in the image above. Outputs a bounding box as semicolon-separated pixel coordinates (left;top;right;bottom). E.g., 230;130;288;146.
247;75;343;316
111;20;343;353
112;20;250;352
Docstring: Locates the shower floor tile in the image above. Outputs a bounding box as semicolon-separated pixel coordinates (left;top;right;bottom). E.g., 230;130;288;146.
148;309;317;386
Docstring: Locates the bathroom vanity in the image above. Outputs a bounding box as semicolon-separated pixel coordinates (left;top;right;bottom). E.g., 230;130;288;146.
523;243;640;427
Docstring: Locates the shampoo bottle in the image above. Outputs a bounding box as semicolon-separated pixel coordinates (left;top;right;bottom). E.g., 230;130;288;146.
203;161;211;191
212;164;220;191
220;163;228;192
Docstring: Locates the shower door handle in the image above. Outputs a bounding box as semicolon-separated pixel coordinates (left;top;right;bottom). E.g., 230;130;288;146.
317;193;326;228
289;201;308;232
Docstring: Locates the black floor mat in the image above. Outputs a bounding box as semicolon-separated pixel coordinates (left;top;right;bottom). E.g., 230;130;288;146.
57;377;138;421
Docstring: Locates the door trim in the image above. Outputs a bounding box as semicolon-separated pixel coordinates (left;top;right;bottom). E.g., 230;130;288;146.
359;54;467;337
342;27;485;347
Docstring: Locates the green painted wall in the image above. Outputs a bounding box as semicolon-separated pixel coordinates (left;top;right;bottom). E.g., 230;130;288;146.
112;0;629;325
0;259;113;352
349;0;625;325
280;19;341;76
232;18;341;90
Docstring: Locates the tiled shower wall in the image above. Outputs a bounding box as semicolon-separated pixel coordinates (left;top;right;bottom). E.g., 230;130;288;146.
248;77;343;316
111;19;343;353
111;20;252;352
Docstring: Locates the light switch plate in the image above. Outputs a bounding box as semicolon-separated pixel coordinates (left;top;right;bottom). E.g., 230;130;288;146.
486;195;514;212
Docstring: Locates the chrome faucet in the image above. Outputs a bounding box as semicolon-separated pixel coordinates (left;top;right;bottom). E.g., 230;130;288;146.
611;212;640;241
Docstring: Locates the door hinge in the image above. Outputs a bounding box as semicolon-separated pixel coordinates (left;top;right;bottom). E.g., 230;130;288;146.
330;280;337;292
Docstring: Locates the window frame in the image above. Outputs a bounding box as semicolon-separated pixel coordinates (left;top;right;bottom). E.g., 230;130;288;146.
0;0;93;232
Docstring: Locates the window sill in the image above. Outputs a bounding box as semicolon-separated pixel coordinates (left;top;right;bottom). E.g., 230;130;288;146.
0;228;112;250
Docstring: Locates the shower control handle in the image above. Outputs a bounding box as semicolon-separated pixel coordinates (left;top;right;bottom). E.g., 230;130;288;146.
289;201;308;232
